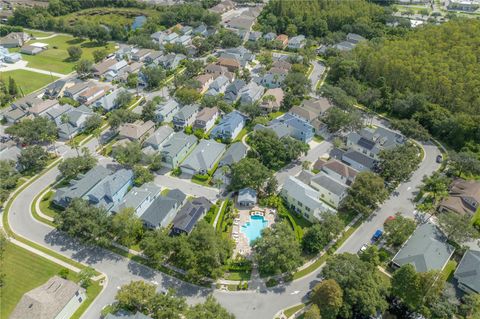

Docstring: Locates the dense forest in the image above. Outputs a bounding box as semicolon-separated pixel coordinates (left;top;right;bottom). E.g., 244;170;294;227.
257;0;391;39
327;19;480;151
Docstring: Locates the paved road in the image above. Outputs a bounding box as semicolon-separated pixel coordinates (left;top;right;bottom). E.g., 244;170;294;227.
337;141;441;254
308;60;326;92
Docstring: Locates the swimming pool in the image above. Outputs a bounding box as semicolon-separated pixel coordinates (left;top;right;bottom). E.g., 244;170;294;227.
240;215;268;244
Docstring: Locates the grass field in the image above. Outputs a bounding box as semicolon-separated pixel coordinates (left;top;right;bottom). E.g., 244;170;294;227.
0;70;58;94
26;29;54;38
1;241;102;319
16;34;115;74
39;190;63;219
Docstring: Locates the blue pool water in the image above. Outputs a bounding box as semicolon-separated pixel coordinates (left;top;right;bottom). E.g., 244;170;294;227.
241;215;268;244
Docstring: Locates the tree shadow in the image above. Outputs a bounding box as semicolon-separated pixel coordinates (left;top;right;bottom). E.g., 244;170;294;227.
66;38;85;45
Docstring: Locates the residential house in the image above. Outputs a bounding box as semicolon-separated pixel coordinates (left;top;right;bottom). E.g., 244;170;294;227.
209;0;235;13
287;35;306;49
281;176;336;222
239;82;264;105
118;120;155;141
161;132;198;168
264;32;277;41
3;52;21;63
226;16;255;32
224;79;246;103
272;60;292;72
331;33;366;52
175;35;191;46
346;127;405;160
111;182;161;217
254;113;314;143
158;53;185;70
0;31;30;48
210;110;246;141
151;31;168;44
313;158;358;186
53;166;112;208
143;125;174;151
171;197;212;235
144;50;163;64
275;34;289;48
63;82;94;100
193;107;219;132
9;276;85;319
438;179;480;217
115;44;136;60
132;49;152;62
218;142;247;167
77;85;107;106
84;169;134;211
180;139;226;175
2;107;26;123
248;31;262;42
195;74;214;93
103;60;129;82
221;47;255;67
0;144;21;165
392;223;455;272
205;75;230;96
20;44;43;55
259;88;284;113
217;57;241;72
257;67;288;88
342;149;377;172
27;99;58;117
289;97;333;122
44;104;74;125
193;23;209;36
310;172;348;208
94;89;124;112
57;105;94;139
346;33;366;44
140;189;186;229
205;64;229;77
11;94;42;111
92;58;118;77
155;99;180;123
164;32;179;44
181;25;193;35
173;104;199;130
454;249;480;294
44;79;69;99
237;188;257;207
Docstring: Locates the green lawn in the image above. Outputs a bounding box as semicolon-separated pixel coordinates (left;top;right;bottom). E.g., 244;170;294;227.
442;260;458;281
18;35;115;74
26;29;54;38
1;241;102;318
0;70;58;94
283;304;305;318
39;190;63;219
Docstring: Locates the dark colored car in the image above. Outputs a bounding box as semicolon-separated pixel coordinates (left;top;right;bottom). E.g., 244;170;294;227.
436;155;443;163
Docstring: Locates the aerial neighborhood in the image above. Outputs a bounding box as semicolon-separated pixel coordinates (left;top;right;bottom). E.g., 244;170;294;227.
1;1;480;319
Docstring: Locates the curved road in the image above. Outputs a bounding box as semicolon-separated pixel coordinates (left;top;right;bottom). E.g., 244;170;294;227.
6;130;441;319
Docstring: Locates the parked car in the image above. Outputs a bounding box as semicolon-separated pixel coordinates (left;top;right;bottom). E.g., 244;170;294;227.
358;243;369;254
436;154;443;163
371;229;383;242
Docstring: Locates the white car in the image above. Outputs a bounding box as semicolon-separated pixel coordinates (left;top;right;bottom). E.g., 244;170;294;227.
358;244;369;254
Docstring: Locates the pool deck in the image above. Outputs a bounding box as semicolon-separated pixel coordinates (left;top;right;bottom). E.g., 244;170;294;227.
232;205;276;257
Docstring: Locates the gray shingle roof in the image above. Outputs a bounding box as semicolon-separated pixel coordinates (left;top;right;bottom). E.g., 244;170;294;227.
53;166;111;207
454;249;480;293
238;188;257;204
180;139;226;173
140;189;186;228
9;276;83;319
111;182;161;215
343;150;376;169
144;125;174;149
161;132;197;158
174;104;199;121
392;223;455;273
311;172;348;196
85;169;133;209
218;142;247;166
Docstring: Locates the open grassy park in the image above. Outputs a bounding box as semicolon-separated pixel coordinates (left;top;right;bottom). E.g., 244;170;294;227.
1;241;101;319
14;34;116;74
0;69;58;95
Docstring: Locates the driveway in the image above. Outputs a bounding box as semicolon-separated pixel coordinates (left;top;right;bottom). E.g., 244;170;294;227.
308;60;326;92
154;174;219;202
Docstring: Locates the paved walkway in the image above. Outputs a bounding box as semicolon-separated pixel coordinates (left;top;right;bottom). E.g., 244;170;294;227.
0;60;67;78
